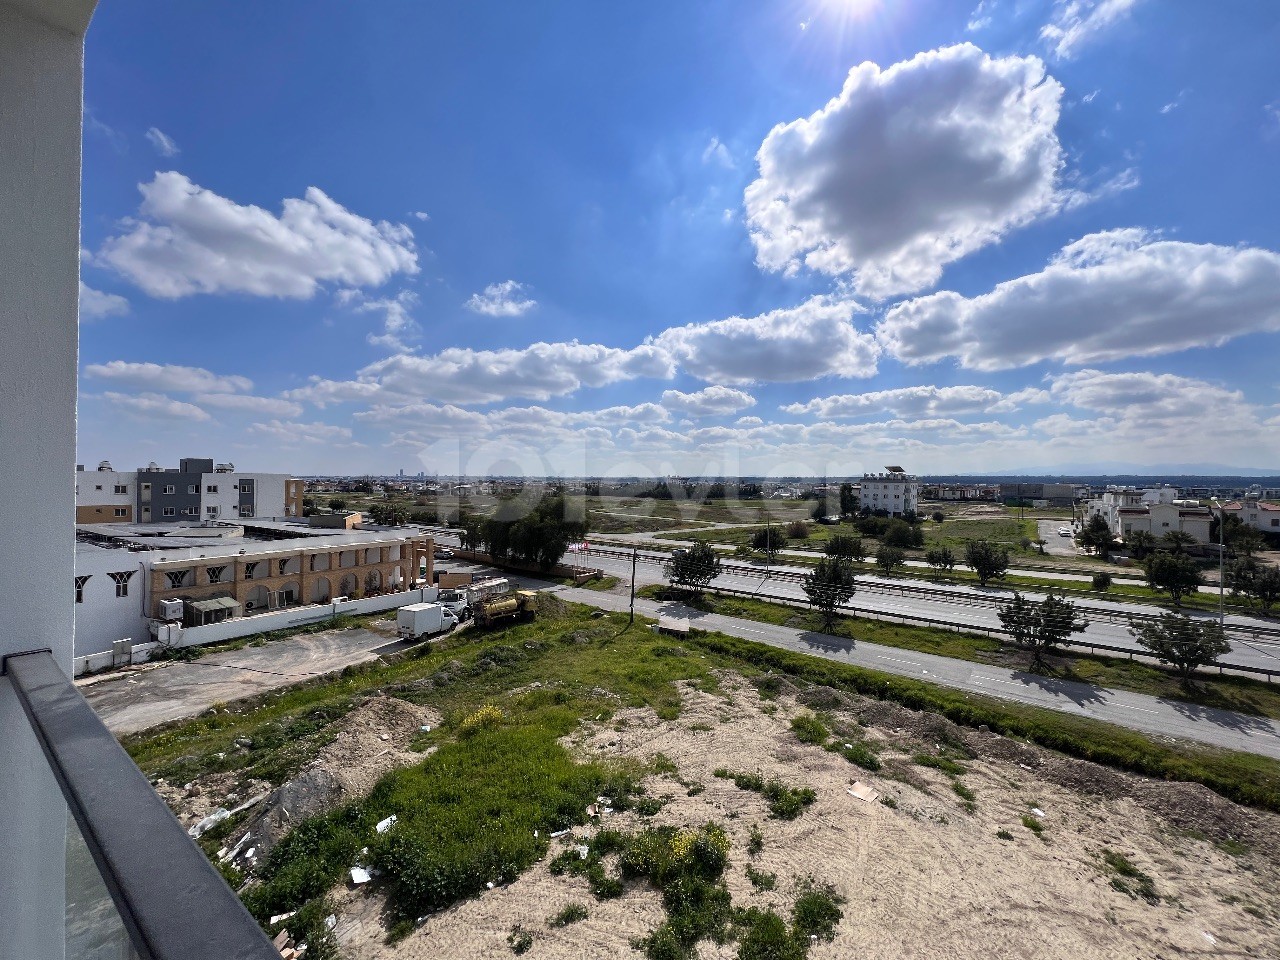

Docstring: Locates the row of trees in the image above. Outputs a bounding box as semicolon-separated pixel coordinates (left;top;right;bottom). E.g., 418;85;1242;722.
455;495;587;570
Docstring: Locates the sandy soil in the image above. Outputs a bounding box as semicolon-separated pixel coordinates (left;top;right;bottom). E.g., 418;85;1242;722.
329;676;1280;960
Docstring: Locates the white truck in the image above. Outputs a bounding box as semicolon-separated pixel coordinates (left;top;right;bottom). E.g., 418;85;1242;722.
396;602;459;641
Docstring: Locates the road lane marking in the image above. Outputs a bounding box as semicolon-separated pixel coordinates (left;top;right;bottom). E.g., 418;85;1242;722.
877;656;921;666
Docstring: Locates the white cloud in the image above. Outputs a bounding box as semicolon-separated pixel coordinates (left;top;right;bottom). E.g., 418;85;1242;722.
654;295;879;384
192;393;304;418
85;360;253;394
411;211;431;221
294;340;675;407
1041;0;1144;60
347;289;419;351
701;137;734;169
144;126;180;157
744;44;1066;297
781;385;1038;419
465;280;537;317
1160;90;1188;114
661;386;757;417
99;172;418;299
103;391;211;422
1081;89;1100;103
250;420;354;443
79;282;129;320
966;0;993;31
1046;369;1244;421
877;229;1280;370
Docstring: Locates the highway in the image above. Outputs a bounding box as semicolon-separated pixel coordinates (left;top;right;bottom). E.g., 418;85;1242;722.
429;544;1280;758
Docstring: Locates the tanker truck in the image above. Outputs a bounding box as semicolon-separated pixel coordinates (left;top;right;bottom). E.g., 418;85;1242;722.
472;590;538;627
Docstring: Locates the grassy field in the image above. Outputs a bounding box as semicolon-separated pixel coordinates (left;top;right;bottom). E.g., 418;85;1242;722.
128;596;1280;953
637;585;1280;721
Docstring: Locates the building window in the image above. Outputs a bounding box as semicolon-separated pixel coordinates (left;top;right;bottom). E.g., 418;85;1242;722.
108;570;135;598
113;507;127;517
239;505;254;517
163;485;176;494
244;561;259;580
163;507;176;517
183;506;198;516
75;575;91;604
164;570;188;590
207;565;227;584
114;484;128;494
278;558;290;576
94;484;103;491
142;482;151;491
187;484;197;495
206;484;218;493
206;506;219;517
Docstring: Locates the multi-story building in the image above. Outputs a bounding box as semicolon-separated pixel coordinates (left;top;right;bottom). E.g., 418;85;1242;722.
999;481;1077;508
73;518;434;671
861;467;919;516
1116;501;1213;545
1221;496;1280;536
75;457;304;522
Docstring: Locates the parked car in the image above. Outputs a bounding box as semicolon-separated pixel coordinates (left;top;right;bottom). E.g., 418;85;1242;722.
434;547;454;559
1058;527;1072;537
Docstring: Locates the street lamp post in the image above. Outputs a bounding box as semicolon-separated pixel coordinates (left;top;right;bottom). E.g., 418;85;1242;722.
1211;497;1225;627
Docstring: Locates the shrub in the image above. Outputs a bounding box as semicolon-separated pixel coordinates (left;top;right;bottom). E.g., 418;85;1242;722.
1091;572;1112;592
952;781;976;802
786;520;810;540
745;863;776;892
932;511;945;523
736;910;804;960
548;902;589;928
458;703;504;737
913;753;967;777
791;878;845;942
713;769;816;820
1102;850;1158;903
747;825;764;856
1021;814;1044;835
789;713;829;746
880;795;898;809
828;741;881;771
507;924;534;954
996;829;1014;841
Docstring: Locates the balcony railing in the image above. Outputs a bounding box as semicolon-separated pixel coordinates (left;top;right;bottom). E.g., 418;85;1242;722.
3;650;279;960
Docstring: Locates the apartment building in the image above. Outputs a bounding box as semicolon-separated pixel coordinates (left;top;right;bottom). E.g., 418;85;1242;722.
861;467;919;516
1222;496;1280;535
74;518;434;668
1116;501;1213;544
75;457;305;522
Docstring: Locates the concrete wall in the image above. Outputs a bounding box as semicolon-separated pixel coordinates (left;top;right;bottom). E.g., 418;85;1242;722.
0;2;97;955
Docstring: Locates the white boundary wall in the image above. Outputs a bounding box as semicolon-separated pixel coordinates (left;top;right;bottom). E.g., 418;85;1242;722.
72;587;438;675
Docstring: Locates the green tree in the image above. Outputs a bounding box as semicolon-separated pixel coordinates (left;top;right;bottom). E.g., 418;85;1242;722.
367;501;409;526
786;520;811;540
1144;552;1202;607
1076;514;1116;559
874;545;905;574
924;546;955;577
479;495;588;570
1091;572;1112;593
931;510;945;523
666;542;721;596
457;512;484;550
1253;566;1280;610
803;557;858;631
752;526;787;561
1125;530;1157;561
882;518;924;548
964;540;1010;586
1160;530;1197;555
839;482;859;517
825;535;865;562
327;497;348;510
1129;613;1231;684
1228;524;1265;559
999;592;1089;670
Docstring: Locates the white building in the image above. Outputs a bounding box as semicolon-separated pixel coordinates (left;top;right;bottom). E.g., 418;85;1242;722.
1222;496;1280;535
1116;501;1213;545
75;457;304;522
861;467;919;516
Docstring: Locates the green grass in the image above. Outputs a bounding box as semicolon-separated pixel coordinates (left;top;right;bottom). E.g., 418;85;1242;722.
712;769;817;820
789;713;829;746
547;902;589;927
1101;850;1159;903
638;584;1280;721
922;517;1040;555
579;575;621;591
1021;814;1044;835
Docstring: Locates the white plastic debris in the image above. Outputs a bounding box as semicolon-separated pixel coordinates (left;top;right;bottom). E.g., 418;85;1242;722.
1031;808;1046;818
486;881;494;889
350;867;371;885
375;814;398;834
269;911;296;926
188;808;230;838
419;725;432;732
324;915;337;931
550;829;570;838
575;844;589;860
245;847;256;860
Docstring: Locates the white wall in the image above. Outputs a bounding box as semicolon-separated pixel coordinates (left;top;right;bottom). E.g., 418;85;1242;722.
76;468;137;507
201;471;290;519
0;2;97;956
73;546;151;661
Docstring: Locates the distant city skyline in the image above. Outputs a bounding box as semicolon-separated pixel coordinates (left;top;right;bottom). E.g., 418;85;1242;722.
77;1;1280;476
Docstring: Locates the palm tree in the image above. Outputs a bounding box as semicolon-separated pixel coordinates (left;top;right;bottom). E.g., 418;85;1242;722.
1160;530;1197;555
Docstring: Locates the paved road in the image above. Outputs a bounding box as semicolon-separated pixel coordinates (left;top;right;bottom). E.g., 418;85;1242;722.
1037;519;1081;557
547;584;1280;760
82;628;398;735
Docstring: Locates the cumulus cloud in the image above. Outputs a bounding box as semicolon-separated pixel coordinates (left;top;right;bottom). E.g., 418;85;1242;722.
103;391;210;422
98;172;418;299
85;360;253;394
1047;368;1244;421
654;295;879;384
250;420;354;443
465;280;537;317
744;44;1066;297
344;289;420;351
876;229;1280;370
1041;0;1145;60
966;0;994;31
781;385;1034;419
192;393;304;418
661;386;757;417
144;127;180;156
79;282;129;320
293;341;675;407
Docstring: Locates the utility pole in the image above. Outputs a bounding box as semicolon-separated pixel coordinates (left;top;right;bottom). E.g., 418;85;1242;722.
1212;497;1225;626
629;546;637;625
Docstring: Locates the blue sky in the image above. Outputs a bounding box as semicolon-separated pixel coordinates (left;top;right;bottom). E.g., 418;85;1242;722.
77;0;1280;477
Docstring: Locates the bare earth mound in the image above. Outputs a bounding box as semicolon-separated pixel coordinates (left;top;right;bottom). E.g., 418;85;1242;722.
330;676;1280;960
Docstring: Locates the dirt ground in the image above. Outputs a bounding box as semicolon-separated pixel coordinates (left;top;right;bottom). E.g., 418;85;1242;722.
324;676;1280;960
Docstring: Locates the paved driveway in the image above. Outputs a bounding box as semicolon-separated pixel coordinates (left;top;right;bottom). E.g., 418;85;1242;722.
82;628;398;735
1037;519;1080;556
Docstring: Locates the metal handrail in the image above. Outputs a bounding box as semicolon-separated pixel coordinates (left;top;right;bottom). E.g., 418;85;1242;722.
2;650;278;960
